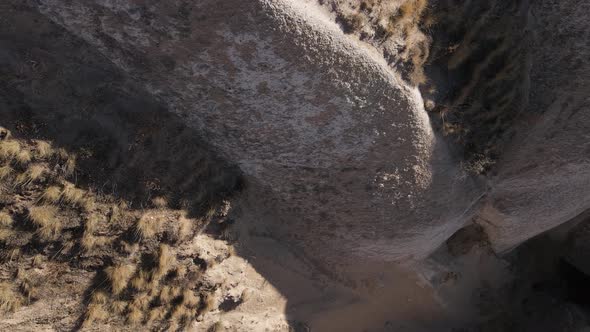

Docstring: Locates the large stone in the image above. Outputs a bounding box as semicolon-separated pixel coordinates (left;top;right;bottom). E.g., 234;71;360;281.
476;0;590;252
33;0;481;266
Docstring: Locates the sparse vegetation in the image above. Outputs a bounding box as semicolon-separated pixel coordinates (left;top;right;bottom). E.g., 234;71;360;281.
0;212;13;227
34;140;54;159
40;186;62;204
0;140;22;160
0;282;24;313
135;213;163;240
0;117;239;329
329;0;432;86
105;264;136;295
28;205;61;241
15;164;47;186
0;165;12;180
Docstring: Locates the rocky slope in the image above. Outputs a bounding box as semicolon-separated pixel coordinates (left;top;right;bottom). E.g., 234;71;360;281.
1;0;590;331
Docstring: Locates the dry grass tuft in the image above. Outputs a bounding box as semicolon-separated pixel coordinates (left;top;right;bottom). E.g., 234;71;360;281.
85;213;100;233
399;0;428;23
111;300;128;315
15;150;32;165
0;165;12;180
91;291;109;305
159;285;182;304
0;140;21;160
83;302;109;327
105;264;136;295
34;141;54;159
148;306;167;323
15;164;47;186
0;282;23;312
0;211;13;227
152;196;168;209
135;213;163;240
170;305;193;327
0;228;15;242
182;289;200;308
132;292;151;311
155;244;176;279
41;186;62;204
61;183;86;207
64;155;76;177
130;269;152;292
126;304;143;325
177;214;193;242
28;205;61;241
32;254;44;267
18;277;36;303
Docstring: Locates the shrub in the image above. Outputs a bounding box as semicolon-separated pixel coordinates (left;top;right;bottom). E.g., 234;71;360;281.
15;150;32;165
41;186;62;204
0;165;12;180
15;164;47;186
0;282;23;312
34;141;54;159
105;264;136;295
135;213;162;240
28;205;61;241
0;212;12;227
0;140;21;160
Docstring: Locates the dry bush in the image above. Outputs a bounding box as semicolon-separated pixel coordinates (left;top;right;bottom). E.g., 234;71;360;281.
15;164;47;186
15;150;32;165
152;196;168;209
28;205;61;241
34;141;54;159
135;213;163;240
62;183;86;207
399;0;428;23
83;302;109;327
0;211;13;227
81;234;98;251
182;289;200;308
32;254;44;267
91;291;109;305
177;214;193;242
160;285;182;304
0;140;21;160
105;264;136;295
64;155;76;177
18;277;36;303
155;244;176;279
169;305;192;327
148;306;167;323
41;186;62;204
0;228;15;242
85;213;100;233
0;282;23;312
126;304;143;325
111;300;127;315
130;269;152;292
131;292;151;310
0;165;12;180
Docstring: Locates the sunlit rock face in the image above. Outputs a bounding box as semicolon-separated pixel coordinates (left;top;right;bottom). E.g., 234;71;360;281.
33;0;481;267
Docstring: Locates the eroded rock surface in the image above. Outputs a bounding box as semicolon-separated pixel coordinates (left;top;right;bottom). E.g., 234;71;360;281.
33;0;481;267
